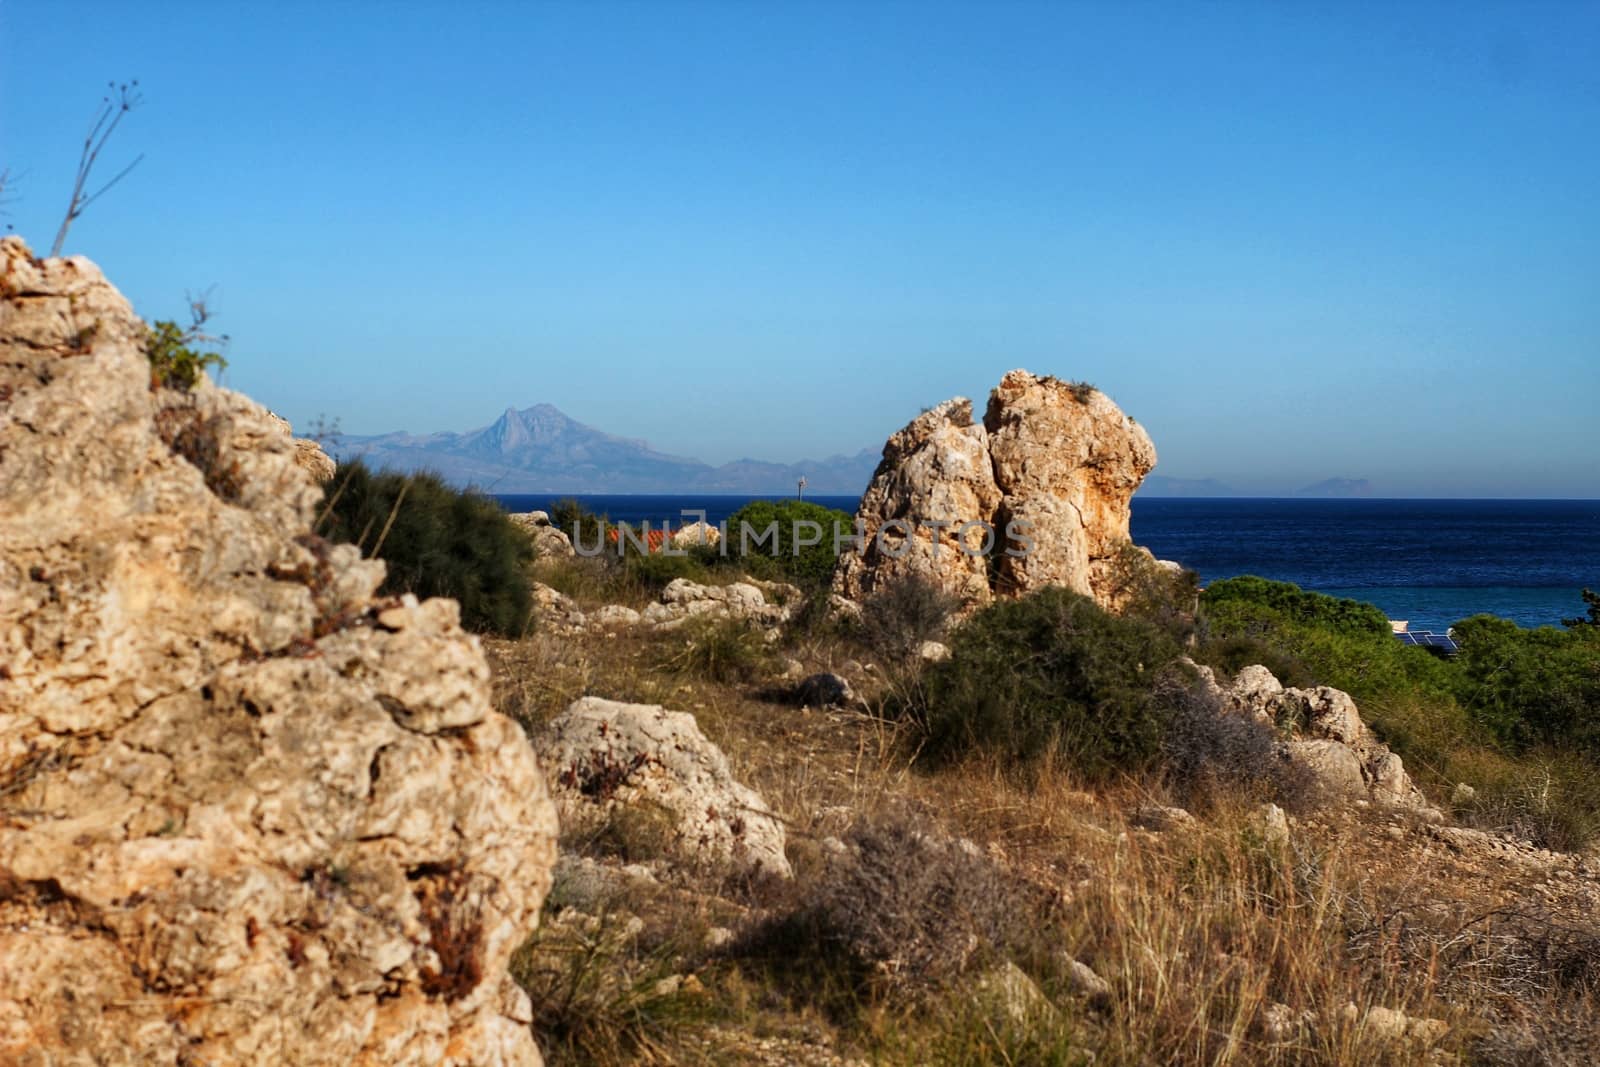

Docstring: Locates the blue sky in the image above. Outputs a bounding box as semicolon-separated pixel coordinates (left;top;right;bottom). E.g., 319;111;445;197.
2;1;1596;496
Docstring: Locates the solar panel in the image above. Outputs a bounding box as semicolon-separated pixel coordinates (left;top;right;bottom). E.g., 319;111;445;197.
1395;630;1459;654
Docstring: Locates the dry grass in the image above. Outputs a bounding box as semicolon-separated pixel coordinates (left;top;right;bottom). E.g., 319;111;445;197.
491;603;1600;1066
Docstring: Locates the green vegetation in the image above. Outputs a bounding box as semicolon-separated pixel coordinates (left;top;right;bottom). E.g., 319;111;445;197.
145;318;226;391
916;587;1185;777
548;496;610;550
1563;587;1600;630
318;459;533;636
723;498;854;589
1198;576;1600;848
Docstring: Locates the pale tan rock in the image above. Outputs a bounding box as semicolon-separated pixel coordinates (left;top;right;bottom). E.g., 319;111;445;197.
0;236;557;1066
671;520;721;549
265;412;337;482
540;697;791;879
984;371;1157;605
835;374;1157;612
1289;740;1368;798
834;398;1001;607
507;512;575;558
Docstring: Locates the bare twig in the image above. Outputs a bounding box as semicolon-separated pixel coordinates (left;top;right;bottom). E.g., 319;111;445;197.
50;80;143;257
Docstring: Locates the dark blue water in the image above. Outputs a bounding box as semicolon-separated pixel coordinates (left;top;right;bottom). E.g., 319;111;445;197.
495;494;1600;632
1131;499;1600;631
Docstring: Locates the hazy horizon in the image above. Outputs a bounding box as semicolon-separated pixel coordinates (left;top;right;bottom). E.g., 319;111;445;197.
3;2;1597;497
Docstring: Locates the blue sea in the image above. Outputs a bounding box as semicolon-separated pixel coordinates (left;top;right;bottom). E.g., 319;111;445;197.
495;494;1600;633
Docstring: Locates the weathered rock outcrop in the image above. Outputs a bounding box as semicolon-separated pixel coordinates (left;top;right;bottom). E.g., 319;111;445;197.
508;510;576;558
833;398;1001;606
835;371;1158;610
540;697;791;879
530;577;791;637
0;238;558;1065
265;412;337;483
1194;661;1440;817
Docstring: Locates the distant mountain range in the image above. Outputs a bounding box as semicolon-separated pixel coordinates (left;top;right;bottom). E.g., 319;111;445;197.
1296;478;1373;497
328;403;1372;498
329;404;880;494
1137;475;1238;497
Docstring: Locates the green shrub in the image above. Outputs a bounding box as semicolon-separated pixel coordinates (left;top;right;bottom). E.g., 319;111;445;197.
624;549;712;591
917;587;1184;776
724;498;855;589
318;460;534;636
547;497;609;550
1101;542;1200;643
1450;614;1600;753
145;319;227;391
1197;575;1600;849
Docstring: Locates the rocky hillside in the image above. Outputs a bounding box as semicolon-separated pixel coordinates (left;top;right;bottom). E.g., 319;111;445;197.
0;238;558;1066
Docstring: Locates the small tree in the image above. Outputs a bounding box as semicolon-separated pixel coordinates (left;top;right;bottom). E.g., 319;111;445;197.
145;292;229;391
51;81;143;257
1563;589;1600;631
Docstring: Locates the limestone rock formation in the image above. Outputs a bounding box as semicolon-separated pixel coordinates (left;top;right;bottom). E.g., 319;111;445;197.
1198;662;1440;816
834;398;1001;606
985;370;1157;603
508;511;576;558
540;697;792;879
265;411;337;482
0;237;558;1066
835;372;1158;610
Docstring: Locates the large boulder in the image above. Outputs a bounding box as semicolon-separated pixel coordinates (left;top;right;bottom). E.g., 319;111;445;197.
540;697;791;879
0;238;558;1066
984;370;1157;605
834;398;1001;606
1214;661;1440;816
835;372;1157;611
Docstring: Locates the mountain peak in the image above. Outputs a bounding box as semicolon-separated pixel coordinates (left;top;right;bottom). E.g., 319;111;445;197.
331;403;878;494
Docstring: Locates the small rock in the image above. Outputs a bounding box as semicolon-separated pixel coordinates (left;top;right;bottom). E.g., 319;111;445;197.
973;962;1056;1025
1451;782;1478;807
796;672;855;709
1061;955;1112;1006
917;640;952;663
1251;803;1291;848
1131;804;1196;832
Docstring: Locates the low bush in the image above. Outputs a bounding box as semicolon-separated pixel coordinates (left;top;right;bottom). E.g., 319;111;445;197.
547;496;609;551
724;498;855;590
917;587;1184;776
1199;575;1600;848
860;575;960;662
145;318;227;391
318;460;534;636
1156;669;1315;810
736;814;1035;1001
1100;543;1200;643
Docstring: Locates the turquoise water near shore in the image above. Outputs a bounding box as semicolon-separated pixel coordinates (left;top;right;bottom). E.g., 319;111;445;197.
495;494;1599;633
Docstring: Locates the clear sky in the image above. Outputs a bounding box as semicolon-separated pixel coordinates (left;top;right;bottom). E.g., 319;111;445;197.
2;1;1596;496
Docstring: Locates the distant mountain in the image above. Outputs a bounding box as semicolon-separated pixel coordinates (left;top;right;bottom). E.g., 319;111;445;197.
330;404;879;494
1138;475;1238;497
1297;478;1373;497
